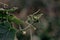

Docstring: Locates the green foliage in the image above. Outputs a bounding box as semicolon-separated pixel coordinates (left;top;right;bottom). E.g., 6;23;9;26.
0;8;24;40
8;15;24;25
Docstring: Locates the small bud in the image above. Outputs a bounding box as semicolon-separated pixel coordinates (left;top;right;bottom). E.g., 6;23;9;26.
34;27;36;30
22;31;26;35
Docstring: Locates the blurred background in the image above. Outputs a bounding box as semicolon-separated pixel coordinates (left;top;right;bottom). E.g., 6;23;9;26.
0;0;60;40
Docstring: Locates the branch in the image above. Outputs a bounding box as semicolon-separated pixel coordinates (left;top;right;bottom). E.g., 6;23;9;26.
19;21;36;31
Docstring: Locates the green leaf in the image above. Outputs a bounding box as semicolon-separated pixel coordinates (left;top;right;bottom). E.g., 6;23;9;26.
8;15;24;25
0;22;16;40
0;29;16;40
